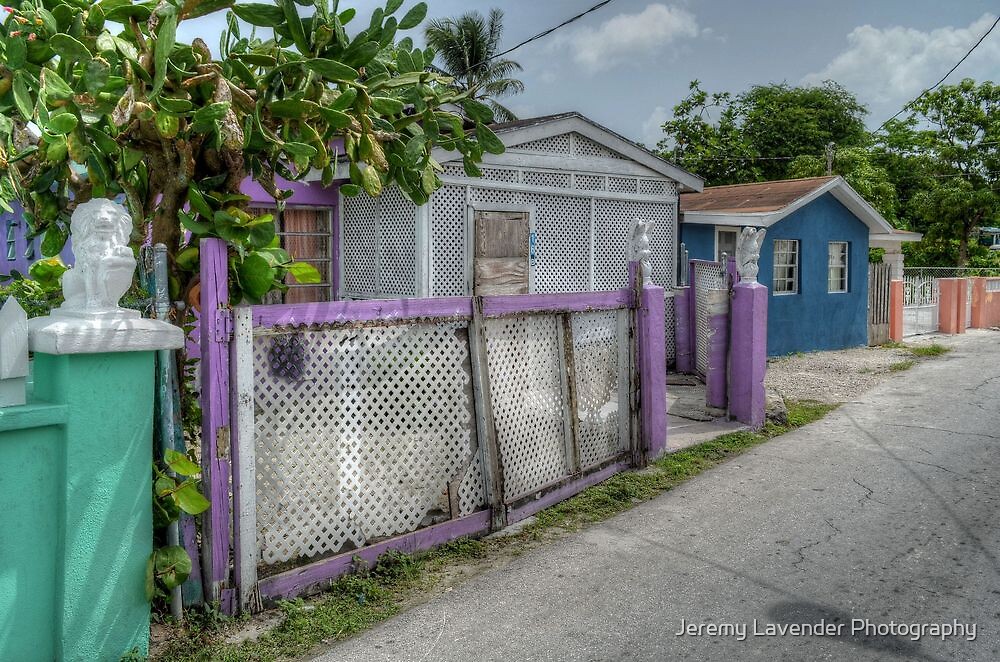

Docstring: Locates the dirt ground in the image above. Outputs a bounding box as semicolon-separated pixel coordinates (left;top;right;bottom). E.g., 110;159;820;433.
764;333;969;404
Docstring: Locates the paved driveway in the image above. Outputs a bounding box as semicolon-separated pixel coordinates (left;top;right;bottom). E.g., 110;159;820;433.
315;331;1000;662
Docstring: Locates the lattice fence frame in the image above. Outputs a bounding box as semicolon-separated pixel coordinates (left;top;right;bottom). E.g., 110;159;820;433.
692;260;727;376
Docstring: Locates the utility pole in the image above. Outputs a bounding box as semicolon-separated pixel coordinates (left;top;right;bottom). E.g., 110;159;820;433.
825;142;836;175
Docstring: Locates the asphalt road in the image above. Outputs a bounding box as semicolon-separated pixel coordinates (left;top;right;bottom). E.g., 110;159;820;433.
315;331;1000;662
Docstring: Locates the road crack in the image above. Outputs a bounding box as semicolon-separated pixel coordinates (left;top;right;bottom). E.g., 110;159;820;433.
791;519;841;571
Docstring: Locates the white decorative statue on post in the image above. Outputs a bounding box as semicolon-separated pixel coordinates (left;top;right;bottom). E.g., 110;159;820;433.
0;298;28;407
29;199;183;354
735;227;766;284
629;217;654;284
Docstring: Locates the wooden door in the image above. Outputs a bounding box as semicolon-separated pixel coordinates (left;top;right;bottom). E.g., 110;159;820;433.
868;262;890;345
473;210;530;295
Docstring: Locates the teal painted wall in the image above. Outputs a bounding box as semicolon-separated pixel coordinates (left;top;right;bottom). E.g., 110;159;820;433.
681;193;870;356
0;351;153;661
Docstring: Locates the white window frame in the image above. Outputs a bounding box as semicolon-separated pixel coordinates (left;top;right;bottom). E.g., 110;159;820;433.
828;241;849;293
251;204;335;302
772;239;799;295
714;226;739;263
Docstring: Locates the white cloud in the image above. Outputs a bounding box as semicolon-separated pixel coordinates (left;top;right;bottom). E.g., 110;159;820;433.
803;13;1000;107
641;105;670;148
556;3;700;72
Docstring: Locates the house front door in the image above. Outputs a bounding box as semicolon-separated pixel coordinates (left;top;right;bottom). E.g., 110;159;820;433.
473;210;530;295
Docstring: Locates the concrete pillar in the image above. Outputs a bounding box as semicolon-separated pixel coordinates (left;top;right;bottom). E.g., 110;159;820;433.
673;286;693;373
938;278;964;334
970;278;986;328
637;280;668;461
728;281;767;429
705;289;729;412
889;280;904;342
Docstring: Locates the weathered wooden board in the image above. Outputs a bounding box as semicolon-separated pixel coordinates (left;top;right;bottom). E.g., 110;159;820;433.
474;211;529;295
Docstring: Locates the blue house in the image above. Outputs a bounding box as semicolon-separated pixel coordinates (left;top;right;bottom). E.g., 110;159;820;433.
680;176;918;356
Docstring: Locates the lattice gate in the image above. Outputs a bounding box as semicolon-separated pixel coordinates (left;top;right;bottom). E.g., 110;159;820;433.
691;260;727;376
903;272;939;336
230;293;635;610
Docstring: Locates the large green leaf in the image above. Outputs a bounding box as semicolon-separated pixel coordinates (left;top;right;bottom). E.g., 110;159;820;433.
279;0;310;54
230;2;285;26
397;2;427;30
174;481;210;515
237;253;276;299
461;99;494;124
316;106;352;128
41;224;69;257
152;10;177;95
286;261;321;283
47;113;79;135
49;34;92;62
12;72;33;121
164;448;201;476
5;38;26;69
28;257;68;287
304;58;358;81
154;545;193;589
475;122;505;155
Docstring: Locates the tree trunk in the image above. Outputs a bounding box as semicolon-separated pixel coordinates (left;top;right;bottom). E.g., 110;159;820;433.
958;229;969;267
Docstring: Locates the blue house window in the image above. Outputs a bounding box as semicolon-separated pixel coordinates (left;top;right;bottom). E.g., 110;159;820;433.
773;239;798;295
828;242;848;293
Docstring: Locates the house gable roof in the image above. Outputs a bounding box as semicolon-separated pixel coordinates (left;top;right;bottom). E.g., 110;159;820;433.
432;112;705;192
680;176;900;235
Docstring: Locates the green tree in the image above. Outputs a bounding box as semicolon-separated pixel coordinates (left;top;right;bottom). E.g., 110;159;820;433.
657;80;869;184
0;0;501;302
424;8;524;123
788;145;899;222
878;79;1000;266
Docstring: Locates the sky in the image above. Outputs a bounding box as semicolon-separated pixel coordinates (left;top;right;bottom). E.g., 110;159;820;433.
179;0;1000;149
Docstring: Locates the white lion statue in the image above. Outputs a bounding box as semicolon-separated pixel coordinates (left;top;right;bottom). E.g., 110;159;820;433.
735;227;766;284
58;199;137;316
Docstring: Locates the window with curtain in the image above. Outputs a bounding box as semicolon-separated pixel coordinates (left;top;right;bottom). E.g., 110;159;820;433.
772;239;798;295
828;241;848;293
250;206;333;304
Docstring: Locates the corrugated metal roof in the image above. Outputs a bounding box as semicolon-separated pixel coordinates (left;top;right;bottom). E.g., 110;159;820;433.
680;176;838;214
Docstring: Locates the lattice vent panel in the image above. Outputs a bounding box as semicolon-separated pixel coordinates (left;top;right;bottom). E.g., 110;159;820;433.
524;170;571;189
484;315;569;500
512;134;571;154
693;261;726;375
526;192;590;293
480;167;520;183
638;179;678;198
252;322;485;567
379;187;417;296
664;293;677;366
608;176;637;194
573;133;625;159
640;201;677;288
342;192;379;294
441;163;466;178
593;199;634;290
574;174;605;191
431;184;467;296
571;311;625;469
469;187;525;208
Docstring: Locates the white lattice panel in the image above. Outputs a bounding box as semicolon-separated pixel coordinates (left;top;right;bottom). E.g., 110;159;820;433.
594;199;634;290
342;193;378;294
513;134;571;154
470;186;525;207
640;201;677;288
608;176;637;194
664;293;677;365
379;187;417;296
638;179;677;197
442;163;466;178
694;262;726;375
484;315;569;499
252;322;485;566
573;133;625;159
480;167;520;183
431;184;467;296
526;192;589;293
574;174;605;191
524;170;571;189
571;311;624;468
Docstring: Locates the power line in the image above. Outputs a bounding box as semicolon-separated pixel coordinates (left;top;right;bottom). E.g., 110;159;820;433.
875;14;1000;132
456;0;617;76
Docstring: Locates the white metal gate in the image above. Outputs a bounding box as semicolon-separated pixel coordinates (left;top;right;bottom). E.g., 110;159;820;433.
903;274;939;336
692;261;726;375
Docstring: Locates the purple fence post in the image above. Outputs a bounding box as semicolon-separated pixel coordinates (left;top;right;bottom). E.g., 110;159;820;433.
631;262;668;461
728;281;768;428
673;287;693;373
199;237;234;608
705;290;729;411
727;255;738;288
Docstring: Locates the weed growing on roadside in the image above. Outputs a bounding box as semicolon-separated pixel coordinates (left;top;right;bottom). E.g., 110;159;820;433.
889;360;917;372
909;343;949;357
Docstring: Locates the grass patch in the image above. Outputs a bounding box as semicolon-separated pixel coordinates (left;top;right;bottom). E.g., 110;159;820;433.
889;359;917;372
153;400;836;662
908;343;950;357
880;340;907;349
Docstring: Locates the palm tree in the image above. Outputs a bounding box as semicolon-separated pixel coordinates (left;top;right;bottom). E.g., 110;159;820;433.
424;8;525;123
